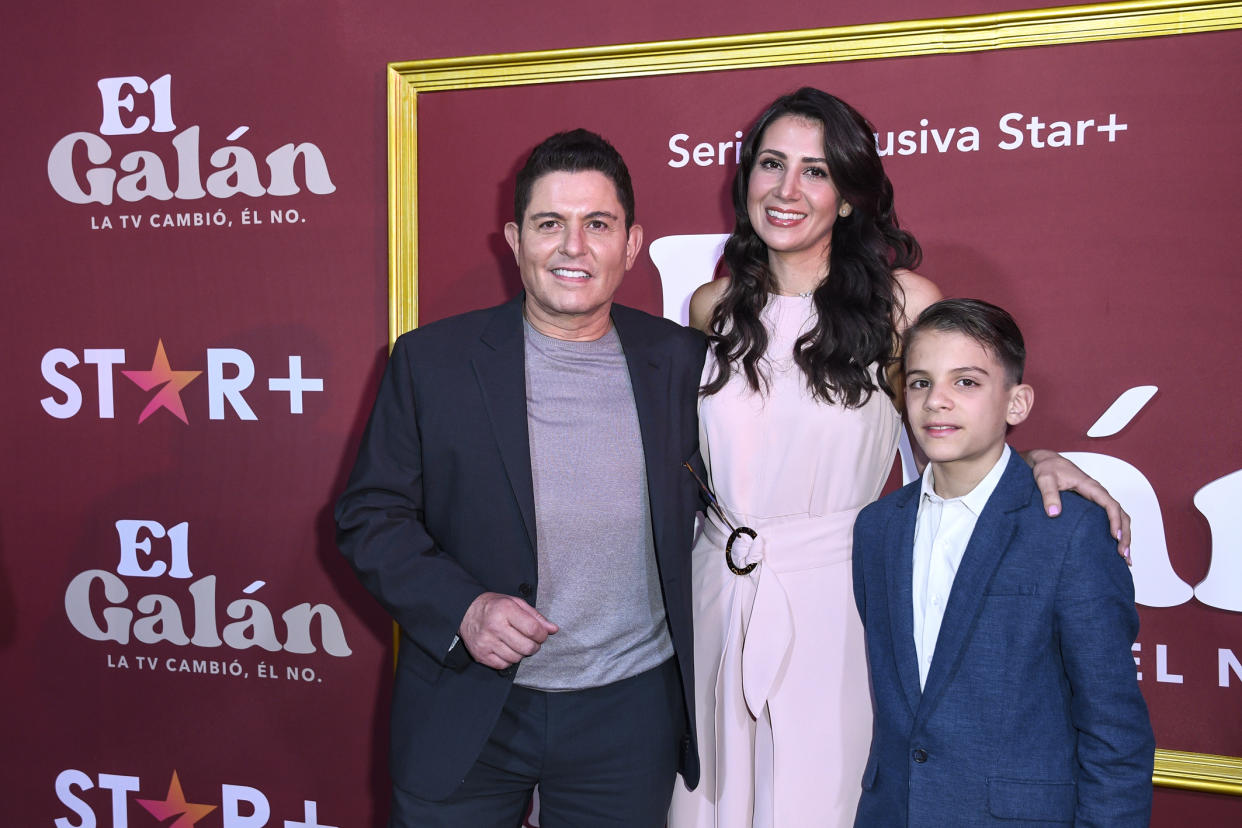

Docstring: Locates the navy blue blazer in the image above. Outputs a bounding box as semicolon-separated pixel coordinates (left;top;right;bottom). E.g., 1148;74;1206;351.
336;295;706;800
851;450;1154;826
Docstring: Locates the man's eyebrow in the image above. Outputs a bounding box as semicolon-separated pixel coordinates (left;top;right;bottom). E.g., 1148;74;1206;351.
528;209;619;222
757;148;828;165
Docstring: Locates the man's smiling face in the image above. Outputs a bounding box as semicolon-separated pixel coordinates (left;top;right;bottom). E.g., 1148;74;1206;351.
504;170;642;340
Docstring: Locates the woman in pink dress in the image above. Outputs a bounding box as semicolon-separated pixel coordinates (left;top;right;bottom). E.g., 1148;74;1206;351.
668;88;1126;828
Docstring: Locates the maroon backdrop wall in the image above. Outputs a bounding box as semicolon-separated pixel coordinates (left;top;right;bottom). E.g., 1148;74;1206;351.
3;2;1238;825
416;24;1242;754
411;23;1242;826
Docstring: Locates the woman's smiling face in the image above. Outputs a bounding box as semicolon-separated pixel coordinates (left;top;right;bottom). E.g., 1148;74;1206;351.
746;115;844;270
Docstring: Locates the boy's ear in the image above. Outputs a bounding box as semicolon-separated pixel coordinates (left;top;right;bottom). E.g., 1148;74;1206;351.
1006;383;1034;426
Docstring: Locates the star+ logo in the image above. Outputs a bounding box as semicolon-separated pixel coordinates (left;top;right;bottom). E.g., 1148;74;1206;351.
41;340;323;423
55;768;341;827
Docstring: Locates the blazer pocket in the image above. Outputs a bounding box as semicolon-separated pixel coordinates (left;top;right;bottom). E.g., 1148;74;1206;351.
986;777;1075;822
984;582;1039;597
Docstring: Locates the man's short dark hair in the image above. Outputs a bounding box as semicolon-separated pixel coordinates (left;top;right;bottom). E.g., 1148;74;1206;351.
513;129;636;230
903;298;1026;385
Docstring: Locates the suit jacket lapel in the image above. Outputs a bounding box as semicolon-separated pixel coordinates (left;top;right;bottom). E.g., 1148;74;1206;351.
612;307;672;560
917;452;1029;723
886;485;924;716
473;296;537;552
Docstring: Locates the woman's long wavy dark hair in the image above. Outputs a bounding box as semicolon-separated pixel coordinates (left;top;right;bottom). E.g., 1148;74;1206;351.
703;87;922;407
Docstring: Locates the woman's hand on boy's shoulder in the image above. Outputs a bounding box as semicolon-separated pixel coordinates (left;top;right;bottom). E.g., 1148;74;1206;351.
1024;448;1132;562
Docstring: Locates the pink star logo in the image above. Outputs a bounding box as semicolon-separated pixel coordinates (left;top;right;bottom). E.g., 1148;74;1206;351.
136;771;217;826
122;340;201;424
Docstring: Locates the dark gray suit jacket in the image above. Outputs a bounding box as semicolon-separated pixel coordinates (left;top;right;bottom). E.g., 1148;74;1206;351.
336;294;705;799
852;450;1154;826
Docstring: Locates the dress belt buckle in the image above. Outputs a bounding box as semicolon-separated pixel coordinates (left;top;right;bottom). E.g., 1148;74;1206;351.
725;526;759;575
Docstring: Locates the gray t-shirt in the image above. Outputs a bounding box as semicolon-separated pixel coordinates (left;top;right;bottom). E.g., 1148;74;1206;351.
514;320;674;691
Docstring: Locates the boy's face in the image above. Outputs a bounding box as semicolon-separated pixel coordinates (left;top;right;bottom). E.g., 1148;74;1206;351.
904;329;1033;482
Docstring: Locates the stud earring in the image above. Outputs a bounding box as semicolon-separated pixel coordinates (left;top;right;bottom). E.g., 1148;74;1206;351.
838;204;853;218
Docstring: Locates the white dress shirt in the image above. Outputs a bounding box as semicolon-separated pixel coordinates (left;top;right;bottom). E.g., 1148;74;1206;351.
911;445;1011;689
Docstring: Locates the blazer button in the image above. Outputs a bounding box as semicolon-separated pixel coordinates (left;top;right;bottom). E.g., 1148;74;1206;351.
498;666;513;677
912;748;928;763
518;583;532;597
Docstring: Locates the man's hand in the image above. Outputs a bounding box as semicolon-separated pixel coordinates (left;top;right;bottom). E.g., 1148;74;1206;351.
459;592;558;670
1025;448;1132;561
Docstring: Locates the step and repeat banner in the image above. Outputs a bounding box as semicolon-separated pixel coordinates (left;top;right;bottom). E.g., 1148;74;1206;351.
3;2;1240;826
7;58;394;827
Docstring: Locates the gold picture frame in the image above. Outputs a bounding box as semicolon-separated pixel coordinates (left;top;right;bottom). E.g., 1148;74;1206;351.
386;0;1242;795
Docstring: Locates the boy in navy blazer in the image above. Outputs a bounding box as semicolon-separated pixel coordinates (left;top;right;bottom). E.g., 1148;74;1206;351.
852;298;1154;826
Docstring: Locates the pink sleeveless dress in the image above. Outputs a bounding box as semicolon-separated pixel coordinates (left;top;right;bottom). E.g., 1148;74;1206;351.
669;294;902;828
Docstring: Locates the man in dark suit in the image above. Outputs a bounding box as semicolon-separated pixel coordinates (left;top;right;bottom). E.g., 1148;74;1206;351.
852;299;1153;826
335;129;704;826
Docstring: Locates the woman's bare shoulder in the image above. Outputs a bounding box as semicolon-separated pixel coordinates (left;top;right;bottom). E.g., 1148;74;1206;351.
893;269;942;332
689;278;731;332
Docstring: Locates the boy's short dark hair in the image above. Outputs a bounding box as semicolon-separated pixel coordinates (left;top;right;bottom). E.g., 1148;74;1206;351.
513;129;635;230
903;298;1026;385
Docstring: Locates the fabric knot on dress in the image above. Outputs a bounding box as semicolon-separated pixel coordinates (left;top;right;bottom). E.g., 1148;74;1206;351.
703;509;864;728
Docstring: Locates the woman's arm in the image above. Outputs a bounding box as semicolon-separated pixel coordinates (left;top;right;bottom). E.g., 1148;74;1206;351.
893;268;943;332
888;269;942;415
688;277;730;333
1023;450;1131;559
